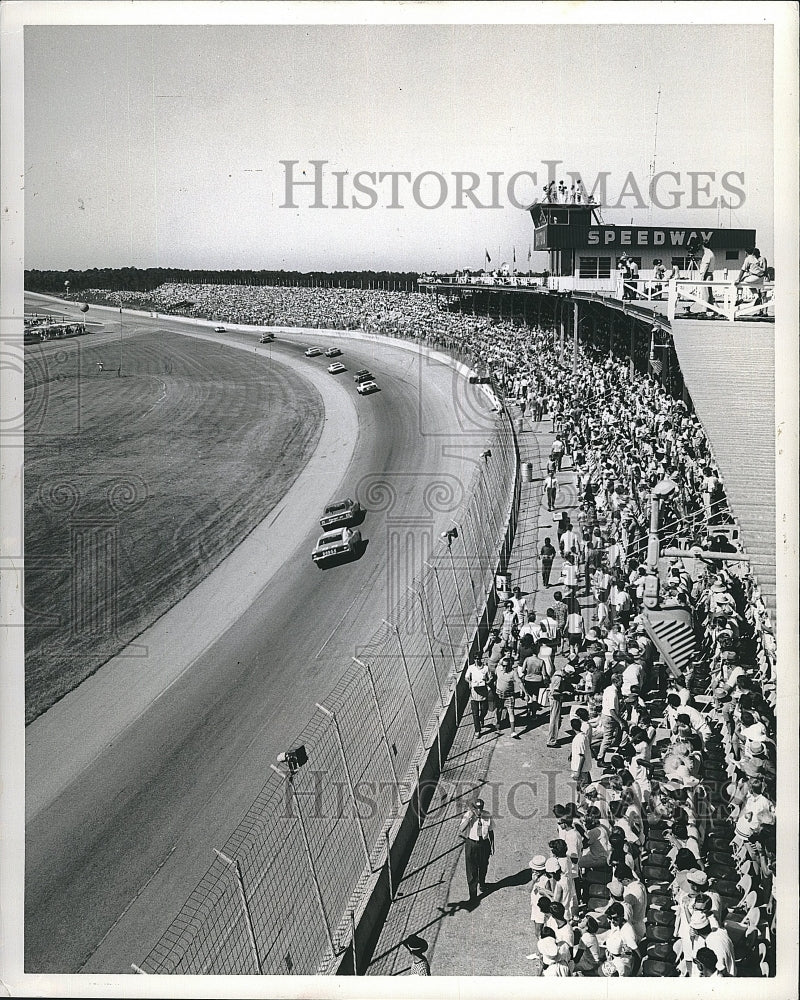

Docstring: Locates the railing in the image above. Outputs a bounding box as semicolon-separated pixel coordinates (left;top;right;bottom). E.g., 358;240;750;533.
419;274;544;288
667;279;775;323
546;275;622;295
137;396;520;976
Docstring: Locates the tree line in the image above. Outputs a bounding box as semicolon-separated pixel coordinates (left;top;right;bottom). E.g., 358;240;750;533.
25;268;422;293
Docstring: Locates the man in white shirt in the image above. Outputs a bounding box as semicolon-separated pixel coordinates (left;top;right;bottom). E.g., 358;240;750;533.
617;864;647;942
619;654;642;696
689;912;736;976
466;655;491;738
458;797;494;903
569;718;593;789
560;524;580;558
598;674;625;760
544;472;558;511
605;537;624;570
511;586;528;626
551;435;565;471
691;238;717;314
734;777;775;840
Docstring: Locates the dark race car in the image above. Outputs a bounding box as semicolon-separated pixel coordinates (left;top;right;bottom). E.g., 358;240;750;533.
320;497;363;530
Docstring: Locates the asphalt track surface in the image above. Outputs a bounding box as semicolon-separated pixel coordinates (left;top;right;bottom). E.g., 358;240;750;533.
23;297;499;973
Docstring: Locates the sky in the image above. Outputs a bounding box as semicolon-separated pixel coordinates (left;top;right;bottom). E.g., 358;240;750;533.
23;14;776;272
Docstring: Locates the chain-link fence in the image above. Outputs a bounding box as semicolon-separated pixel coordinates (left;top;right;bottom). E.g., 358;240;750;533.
138;393;519;977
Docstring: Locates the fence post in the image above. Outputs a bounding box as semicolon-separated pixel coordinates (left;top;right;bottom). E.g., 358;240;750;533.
316;703;372;869
450;518;481;630
484;446;508;553
213;849;263;975
463;507;488;620
410;586;445;706
385;828;394;900
425;561;459;676
383;619;426;748
270;764;335;955
355;656;400;790
350;909;358;976
473;476;496;579
629;316;636;378
445;543;471;652
416;761;424;831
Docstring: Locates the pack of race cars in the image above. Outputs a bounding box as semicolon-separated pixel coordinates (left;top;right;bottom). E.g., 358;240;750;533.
302;346;380;394
312;497;366;567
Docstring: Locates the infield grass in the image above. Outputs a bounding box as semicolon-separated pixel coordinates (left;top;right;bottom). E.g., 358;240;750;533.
24;329;323;723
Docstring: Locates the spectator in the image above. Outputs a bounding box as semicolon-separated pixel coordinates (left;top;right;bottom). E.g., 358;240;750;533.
545;663;567;747
466;654;491;738
494;653;520;738
540;536;557;586
458;797;494;904
600;901;639;975
688;911;736;977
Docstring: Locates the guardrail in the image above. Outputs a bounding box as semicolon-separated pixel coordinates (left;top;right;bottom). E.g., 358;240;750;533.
419;275;544;288
137;357;521;976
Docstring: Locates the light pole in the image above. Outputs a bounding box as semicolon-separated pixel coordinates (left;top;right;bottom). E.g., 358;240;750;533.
439;529;470;650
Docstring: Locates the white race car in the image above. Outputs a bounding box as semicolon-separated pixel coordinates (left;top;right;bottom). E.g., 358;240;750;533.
311;526;362;566
304;347;322;357
357;379;379;395
327;362;346;374
214;326;226;333
324;347;342;357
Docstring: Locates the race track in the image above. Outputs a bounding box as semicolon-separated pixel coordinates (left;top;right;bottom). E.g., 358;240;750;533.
23;299;500;972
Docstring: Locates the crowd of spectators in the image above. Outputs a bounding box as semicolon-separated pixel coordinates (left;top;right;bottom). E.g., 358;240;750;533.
69;280;777;977
24;312;85;342
460;320;776;978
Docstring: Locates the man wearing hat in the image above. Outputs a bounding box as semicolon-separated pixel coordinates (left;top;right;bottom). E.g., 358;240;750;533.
458;797;494;903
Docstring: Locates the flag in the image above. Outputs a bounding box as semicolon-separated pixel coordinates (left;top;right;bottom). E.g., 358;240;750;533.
513;246;516;263
485;249;491;264
650;354;663;376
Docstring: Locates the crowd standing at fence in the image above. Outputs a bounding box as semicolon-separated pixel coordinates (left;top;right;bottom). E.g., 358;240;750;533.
451;317;776;978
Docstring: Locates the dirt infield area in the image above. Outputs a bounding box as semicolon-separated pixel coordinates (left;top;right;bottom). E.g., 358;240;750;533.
24;329;323;723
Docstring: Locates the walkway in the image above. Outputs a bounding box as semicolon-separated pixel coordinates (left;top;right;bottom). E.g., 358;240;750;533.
670;320;775;620
367;406;591;976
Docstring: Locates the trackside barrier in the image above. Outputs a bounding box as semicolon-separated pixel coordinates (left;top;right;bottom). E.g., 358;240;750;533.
137;353;522;975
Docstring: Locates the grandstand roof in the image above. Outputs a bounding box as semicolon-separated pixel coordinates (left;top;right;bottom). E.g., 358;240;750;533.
670;320;776;620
